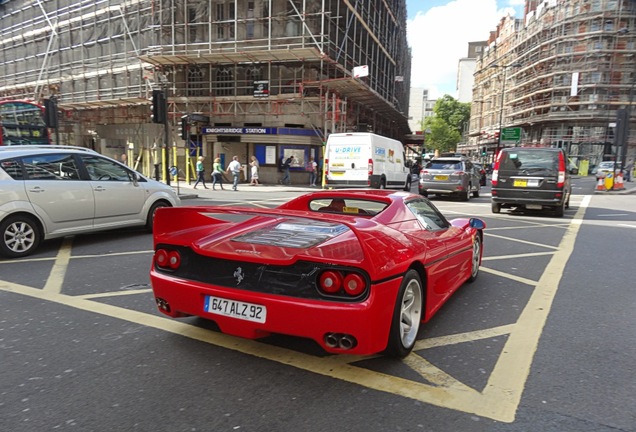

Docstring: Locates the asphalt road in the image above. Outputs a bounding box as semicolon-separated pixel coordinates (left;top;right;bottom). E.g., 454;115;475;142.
1;177;635;432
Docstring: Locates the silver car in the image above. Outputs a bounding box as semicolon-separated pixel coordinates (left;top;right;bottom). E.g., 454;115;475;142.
0;145;181;258
418;157;481;200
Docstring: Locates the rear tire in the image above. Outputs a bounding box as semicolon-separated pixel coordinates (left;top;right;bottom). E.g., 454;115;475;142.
554;200;565;217
491;202;501;213
0;215;41;258
385;270;423;358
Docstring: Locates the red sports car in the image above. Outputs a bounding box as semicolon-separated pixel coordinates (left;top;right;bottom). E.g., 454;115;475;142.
150;190;485;358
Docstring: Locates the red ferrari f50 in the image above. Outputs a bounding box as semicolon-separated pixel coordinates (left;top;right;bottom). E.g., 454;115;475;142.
150;190;485;358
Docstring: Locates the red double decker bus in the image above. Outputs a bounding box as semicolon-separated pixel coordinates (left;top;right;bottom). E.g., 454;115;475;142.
0;100;50;146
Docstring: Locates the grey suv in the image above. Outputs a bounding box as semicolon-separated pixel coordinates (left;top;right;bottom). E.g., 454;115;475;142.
418;156;481;200
0;145;181;258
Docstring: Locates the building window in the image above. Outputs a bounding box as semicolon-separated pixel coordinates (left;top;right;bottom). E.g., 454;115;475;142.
217;67;234;96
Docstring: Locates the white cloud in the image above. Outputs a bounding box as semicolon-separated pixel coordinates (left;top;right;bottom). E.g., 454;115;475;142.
407;0;518;99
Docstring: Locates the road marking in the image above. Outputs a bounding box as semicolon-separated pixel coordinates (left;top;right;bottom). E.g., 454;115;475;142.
0;195;592;423
42;237;73;294
480;267;539;286
598;213;629;217
78;288;153;299
618;224;636;229
482;251;555;261
485;233;560;250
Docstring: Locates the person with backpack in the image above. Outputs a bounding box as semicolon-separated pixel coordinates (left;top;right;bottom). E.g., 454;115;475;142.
280;155;293;185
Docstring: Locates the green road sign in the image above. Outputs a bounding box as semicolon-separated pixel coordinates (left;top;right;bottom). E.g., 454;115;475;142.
501;127;521;142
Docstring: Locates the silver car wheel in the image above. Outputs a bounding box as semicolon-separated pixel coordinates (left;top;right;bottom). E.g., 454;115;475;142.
399;278;423;348
3;220;37;255
469;235;481;282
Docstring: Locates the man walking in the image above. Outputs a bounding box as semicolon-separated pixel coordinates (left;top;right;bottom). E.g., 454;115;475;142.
226;155;241;191
281;155;293;185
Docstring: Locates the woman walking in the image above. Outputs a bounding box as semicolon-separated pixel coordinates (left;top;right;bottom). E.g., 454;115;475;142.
212;157;224;190
193;156;208;189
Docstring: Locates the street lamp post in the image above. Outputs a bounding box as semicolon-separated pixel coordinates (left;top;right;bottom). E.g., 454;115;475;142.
492;63;522;155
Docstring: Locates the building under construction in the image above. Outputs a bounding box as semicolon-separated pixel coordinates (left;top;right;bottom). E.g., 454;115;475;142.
467;0;636;169
0;0;411;183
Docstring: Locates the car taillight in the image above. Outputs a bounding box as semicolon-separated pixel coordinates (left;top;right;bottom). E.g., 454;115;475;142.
319;271;342;293
453;171;465;177
343;273;365;296
557;153;566;188
324;158;329;178
318;270;368;297
155;248;181;270
491;153;502;187
368;158;373;176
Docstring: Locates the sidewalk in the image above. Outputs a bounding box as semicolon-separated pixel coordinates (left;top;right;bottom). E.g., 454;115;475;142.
171;180;318;200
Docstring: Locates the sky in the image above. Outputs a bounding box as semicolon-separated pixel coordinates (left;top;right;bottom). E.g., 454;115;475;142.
406;0;525;99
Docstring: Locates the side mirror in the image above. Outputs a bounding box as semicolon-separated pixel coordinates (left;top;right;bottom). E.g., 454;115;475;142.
469;218;486;230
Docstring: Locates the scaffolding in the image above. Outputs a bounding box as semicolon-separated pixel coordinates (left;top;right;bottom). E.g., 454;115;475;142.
0;0;412;174
467;0;636;166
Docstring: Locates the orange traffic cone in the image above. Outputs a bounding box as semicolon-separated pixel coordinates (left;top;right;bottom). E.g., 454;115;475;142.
614;172;625;190
596;176;606;191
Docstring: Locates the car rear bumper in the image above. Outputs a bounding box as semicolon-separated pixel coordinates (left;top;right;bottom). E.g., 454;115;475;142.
150;268;401;355
418;181;465;195
492;189;566;206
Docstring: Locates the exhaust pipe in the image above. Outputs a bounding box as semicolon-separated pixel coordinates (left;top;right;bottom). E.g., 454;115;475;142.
325;333;340;348
338;334;357;350
324;333;358;350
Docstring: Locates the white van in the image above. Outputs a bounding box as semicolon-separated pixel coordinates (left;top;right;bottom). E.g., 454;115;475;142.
324;132;411;190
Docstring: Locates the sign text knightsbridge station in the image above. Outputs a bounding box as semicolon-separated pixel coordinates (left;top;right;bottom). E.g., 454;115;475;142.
202;127;320;137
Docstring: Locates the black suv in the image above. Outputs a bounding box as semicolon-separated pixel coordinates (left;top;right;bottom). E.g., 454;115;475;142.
491;147;571;217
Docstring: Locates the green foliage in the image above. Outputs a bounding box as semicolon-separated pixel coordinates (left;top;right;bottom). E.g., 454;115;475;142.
420;95;469;153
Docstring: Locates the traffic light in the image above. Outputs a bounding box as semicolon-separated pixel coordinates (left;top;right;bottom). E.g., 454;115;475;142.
44;98;58;129
151;90;166;124
179;115;189;140
482;146;487;156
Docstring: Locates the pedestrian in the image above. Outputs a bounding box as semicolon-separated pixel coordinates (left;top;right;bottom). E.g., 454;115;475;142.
308;156;318;186
625;159;633;182
193;156;208;189
226;155;242;191
249;156;260;185
212;157;224;190
281;155;293;185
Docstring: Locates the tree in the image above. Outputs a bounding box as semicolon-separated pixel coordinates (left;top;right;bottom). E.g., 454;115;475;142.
419;95;468;153
422;116;461;153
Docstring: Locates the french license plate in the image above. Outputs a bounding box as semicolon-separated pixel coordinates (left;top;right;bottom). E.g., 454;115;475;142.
526;204;542;210
204;296;266;323
434;175;449;181
513;179;527;187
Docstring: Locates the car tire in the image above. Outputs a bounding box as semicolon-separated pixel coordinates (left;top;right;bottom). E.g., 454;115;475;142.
420;190;428;198
468;235;482;283
491;202;501;213
0;215;41;258
472;188;480;198
385;269;423;358
146;201;170;232
554;200;565;217
460;187;470;201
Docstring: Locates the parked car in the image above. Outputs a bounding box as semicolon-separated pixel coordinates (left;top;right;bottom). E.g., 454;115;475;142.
418;156;481;200
473;162;488;186
595;161;617;180
150;190;486;358
491;147;571;217
0;145;181;258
